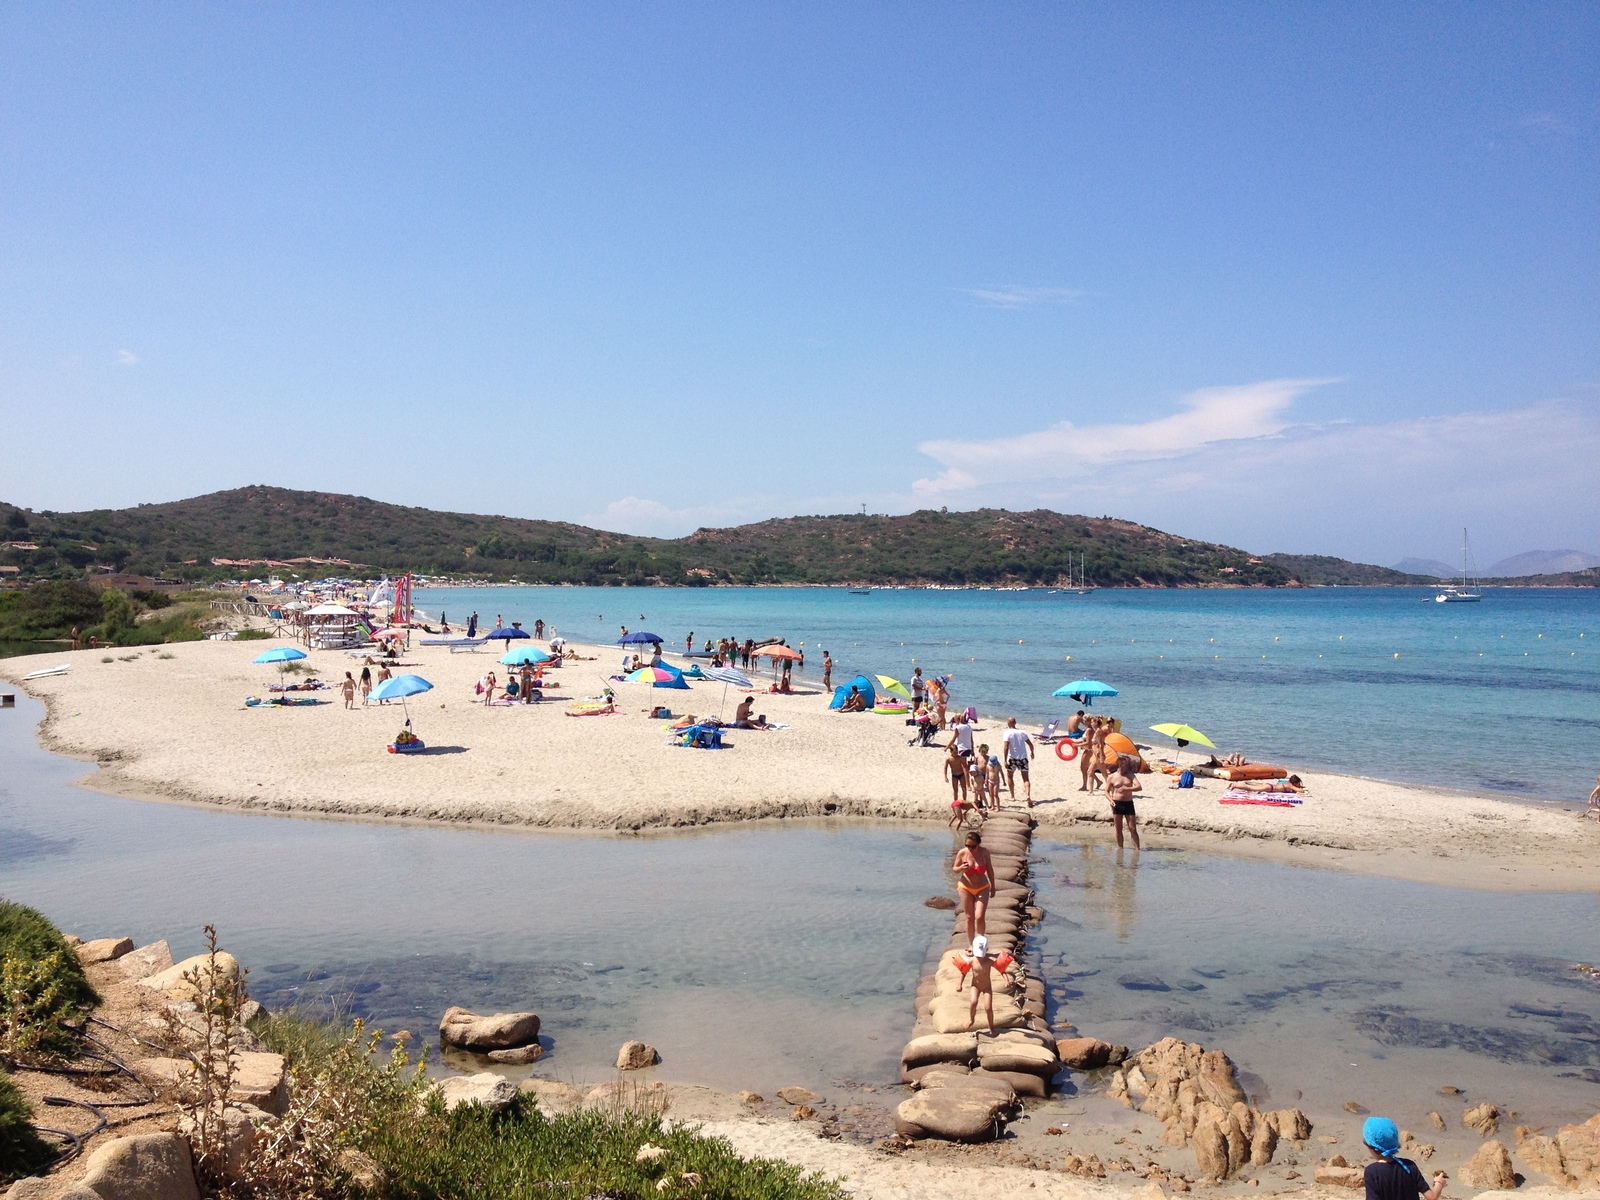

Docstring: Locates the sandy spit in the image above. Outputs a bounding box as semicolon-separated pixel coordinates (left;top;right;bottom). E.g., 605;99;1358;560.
3;639;1594;891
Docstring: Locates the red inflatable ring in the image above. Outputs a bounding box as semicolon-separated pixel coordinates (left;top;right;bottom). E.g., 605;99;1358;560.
1055;739;1079;761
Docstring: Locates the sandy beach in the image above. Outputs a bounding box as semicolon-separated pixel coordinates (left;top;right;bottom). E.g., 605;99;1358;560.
4;638;1593;890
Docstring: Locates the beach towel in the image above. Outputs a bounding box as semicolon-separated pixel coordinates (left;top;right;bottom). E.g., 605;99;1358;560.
1220;789;1301;807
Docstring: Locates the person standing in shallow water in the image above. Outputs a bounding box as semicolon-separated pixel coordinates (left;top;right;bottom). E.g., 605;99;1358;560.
1106;755;1141;850
821;650;832;690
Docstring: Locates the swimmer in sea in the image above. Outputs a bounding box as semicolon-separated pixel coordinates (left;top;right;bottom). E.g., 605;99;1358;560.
952;830;994;944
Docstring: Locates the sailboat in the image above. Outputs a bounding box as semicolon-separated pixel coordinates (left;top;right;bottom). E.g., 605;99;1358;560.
1434;529;1482;603
1064;552;1095;595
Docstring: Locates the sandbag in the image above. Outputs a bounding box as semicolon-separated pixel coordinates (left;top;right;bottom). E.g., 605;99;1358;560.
929;993;1027;1033
895;1086;1009;1141
901;1032;979;1068
977;1067;1049;1098
977;1033;1060;1077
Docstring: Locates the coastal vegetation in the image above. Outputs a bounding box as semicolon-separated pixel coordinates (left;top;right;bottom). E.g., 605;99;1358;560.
0;487;1452;587
0;581;216;648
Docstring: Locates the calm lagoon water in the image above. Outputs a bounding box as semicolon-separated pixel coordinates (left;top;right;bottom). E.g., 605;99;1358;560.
419;584;1600;803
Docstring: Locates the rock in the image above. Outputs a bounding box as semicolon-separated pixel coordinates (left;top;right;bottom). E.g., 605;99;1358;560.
487;1043;544;1064
901;1032;978;1068
1057;1037;1113;1070
131;1051;286;1116
80;1132;201;1200
177;1104;269;1176
1061;1153;1107;1178
1108;1044;1130;1065
1343;1101;1368;1114
437;1007;541;1052
925;896;956;909
77;936;135;964
1265;1108;1312;1142
118;941;174;979
895;1086;1010;1142
518;1079;584;1112
1312;1164;1365;1189
136;952;240;1003
4;1182;101;1200
775;1086;822;1105
238;1000;265;1025
584;1080;666;1111
1518;1114;1600;1188
791;1105;817;1121
1429;1111;1447;1132
735;1090;763;1105
1249;1118;1278;1168
1438;1086;1462;1095
1463;1102;1500;1137
1458;1140;1516;1190
435;1073;518;1112
616;1041;659;1070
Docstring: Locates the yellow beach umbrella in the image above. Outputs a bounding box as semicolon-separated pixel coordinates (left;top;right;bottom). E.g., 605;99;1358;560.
875;675;913;702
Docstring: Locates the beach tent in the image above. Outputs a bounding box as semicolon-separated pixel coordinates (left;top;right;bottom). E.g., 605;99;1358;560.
829;674;876;710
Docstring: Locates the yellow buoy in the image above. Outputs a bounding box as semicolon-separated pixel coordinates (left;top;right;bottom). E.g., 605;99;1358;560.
1018;639;1024;644
1066;656;1072;661
1394;653;1400;658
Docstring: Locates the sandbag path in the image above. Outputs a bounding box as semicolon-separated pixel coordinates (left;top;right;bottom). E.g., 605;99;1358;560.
894;813;1061;1143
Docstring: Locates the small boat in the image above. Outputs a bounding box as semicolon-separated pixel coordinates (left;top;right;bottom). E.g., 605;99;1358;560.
23;663;71;680
848;587;872;595
1434;529;1482;603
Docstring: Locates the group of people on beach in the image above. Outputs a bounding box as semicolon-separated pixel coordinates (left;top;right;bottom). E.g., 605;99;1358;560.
943;715;1035;824
339;664;392;709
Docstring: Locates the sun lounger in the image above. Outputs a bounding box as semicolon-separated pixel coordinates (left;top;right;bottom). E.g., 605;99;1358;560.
1219;789;1301;807
1036;719;1061;743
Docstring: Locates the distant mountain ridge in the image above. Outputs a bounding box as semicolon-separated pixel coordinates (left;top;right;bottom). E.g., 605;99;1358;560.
1483;549;1600;578
0;486;1434;588
1392;557;1457;579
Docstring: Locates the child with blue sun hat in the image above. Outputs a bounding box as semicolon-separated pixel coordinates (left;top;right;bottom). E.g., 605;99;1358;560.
1361;1116;1447;1200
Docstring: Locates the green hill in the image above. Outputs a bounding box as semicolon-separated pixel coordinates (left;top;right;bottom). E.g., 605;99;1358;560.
0;486;1444;587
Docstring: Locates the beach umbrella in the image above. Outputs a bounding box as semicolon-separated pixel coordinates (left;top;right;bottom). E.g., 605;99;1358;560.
875;675;913;702
1052;679;1119;706
704;664;751;718
485;626;531;643
1150;722;1216;763
368;673;433;724
753;645;801;660
370;628;407;642
625;666;690;689
618;631;664;645
500;645;553;666
253;645;307;690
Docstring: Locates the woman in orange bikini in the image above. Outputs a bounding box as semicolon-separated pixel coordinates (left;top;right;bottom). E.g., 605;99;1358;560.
952;830;995;945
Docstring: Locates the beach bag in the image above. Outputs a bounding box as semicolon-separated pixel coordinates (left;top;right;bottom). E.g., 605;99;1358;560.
1178;770;1195;789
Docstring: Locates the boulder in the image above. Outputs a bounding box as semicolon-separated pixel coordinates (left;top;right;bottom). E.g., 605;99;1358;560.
901;1032;978;1068
1429;1111;1447;1132
775;1086;822;1105
233;1052;289;1115
136;952;240;1003
1458;1140;1516;1190
438;1007;541;1052
583;1080;665;1111
1057;1037;1113;1070
1463;1102;1500;1137
1519;1114;1600;1189
735;1090;763;1105
1266;1108;1312;1142
1249;1118;1278;1168
3;1182;101;1200
1312;1164;1365;1189
435;1073;518;1112
80;1132;200;1200
895;1087;1009;1142
487;1043;544;1064
118;941;174;979
177;1103;270;1176
77;937;135;964
616;1041;659;1070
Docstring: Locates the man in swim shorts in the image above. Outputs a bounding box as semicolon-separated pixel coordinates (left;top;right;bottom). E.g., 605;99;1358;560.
1106;755;1142;850
1002;717;1034;805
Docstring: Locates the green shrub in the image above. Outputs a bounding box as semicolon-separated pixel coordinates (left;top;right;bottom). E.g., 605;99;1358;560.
254;1014;844;1200
0;1068;53;1183
0;581;101;641
0;901;96;1058
233;629;271;641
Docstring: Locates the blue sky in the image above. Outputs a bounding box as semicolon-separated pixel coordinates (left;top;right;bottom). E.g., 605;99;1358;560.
1;3;1596;566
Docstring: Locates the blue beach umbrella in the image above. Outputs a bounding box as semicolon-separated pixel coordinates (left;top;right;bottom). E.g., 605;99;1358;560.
500;645;553;666
619;631;664;646
369;672;434;724
253;645;308;689
485;626;531;643
1052;679;1119;706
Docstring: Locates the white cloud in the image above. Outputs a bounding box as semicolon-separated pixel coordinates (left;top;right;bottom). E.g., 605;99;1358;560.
586;495;753;538
906;384;1600;564
962;285;1087;309
115;349;139;365
914;378;1334;493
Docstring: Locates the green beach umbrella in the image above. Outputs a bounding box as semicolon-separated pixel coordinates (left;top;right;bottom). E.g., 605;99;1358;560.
875;675;913;702
1150;723;1216;762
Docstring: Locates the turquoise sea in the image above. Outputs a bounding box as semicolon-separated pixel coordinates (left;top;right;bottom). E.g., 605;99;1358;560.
418;585;1600;804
